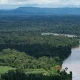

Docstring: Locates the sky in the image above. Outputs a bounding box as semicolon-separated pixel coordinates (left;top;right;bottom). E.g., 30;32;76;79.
0;0;80;9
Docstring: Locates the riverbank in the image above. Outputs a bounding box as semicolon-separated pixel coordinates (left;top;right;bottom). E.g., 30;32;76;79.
0;34;78;80
62;46;80;80
41;33;78;38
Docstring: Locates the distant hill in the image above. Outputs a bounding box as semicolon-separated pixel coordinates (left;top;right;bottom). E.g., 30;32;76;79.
0;7;80;15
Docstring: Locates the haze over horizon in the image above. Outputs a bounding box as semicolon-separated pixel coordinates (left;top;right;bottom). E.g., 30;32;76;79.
0;0;80;9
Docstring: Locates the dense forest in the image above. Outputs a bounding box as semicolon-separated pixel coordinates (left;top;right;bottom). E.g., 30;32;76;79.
0;48;72;80
0;32;79;57
0;15;80;35
0;15;79;80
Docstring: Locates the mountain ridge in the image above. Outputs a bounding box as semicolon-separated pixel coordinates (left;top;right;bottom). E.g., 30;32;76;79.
0;7;80;15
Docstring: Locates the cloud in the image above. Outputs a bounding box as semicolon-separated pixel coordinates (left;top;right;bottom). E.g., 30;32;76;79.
0;0;80;8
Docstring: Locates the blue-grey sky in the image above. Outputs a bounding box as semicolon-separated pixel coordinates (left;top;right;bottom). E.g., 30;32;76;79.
0;0;80;9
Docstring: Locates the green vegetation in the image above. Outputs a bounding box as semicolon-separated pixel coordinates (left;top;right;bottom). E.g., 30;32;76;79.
0;49;72;80
0;48;67;70
0;34;77;80
0;15;79;80
0;69;72;80
0;33;79;58
0;66;15;74
0;16;80;35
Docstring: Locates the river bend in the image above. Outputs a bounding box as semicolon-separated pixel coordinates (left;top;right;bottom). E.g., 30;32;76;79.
62;46;80;80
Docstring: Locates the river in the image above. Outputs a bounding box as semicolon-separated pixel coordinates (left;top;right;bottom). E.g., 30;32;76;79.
62;46;80;80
